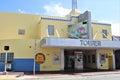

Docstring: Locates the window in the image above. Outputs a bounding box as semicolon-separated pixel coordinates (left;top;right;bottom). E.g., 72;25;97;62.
92;55;96;63
0;53;14;63
0;53;5;63
48;25;54;35
18;29;25;35
84;55;87;63
88;55;91;63
7;53;14;62
102;29;107;38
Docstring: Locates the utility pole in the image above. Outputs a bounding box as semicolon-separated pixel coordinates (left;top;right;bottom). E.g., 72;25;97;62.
4;46;9;75
4;51;8;75
33;40;36;75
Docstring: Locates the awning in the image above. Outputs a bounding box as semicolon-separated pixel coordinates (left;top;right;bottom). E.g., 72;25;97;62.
40;38;120;49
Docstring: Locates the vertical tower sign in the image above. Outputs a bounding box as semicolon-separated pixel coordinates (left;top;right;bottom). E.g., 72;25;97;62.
78;11;92;39
72;0;78;10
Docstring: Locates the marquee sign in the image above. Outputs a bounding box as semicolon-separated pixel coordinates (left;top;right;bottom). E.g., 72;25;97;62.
40;38;120;49
80;40;101;47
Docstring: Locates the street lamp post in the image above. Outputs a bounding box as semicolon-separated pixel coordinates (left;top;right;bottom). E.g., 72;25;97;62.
33;40;36;75
4;51;8;74
4;46;9;75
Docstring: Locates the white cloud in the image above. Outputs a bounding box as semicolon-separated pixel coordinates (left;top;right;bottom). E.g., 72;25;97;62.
43;3;70;16
99;20;120;36
111;23;120;36
100;20;112;24
18;9;26;14
34;12;41;15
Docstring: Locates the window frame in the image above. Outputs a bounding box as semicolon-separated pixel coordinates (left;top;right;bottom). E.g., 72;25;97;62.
0;53;14;63
48;25;54;36
102;29;107;38
18;29;25;35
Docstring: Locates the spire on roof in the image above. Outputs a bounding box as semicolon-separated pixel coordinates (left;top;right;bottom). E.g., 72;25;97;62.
72;0;78;10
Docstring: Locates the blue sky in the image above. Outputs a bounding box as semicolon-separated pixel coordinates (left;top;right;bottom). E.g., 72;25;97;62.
0;0;120;35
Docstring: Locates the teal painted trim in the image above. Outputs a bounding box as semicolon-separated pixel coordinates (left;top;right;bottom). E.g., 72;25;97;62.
71;16;79;18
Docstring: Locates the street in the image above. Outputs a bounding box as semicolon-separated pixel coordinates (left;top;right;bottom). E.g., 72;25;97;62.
36;73;120;80
85;74;120;80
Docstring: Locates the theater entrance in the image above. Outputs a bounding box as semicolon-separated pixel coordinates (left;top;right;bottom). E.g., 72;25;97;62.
64;50;83;71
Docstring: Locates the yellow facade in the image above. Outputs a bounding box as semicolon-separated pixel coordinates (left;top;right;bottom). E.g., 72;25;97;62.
0;39;61;71
39;17;68;39
0;39;35;58
0;9;115;72
39;48;61;71
98;49;114;70
0;12;40;39
92;24;112;40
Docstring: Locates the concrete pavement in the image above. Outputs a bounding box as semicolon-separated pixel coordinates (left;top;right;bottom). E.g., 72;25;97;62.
0;70;120;80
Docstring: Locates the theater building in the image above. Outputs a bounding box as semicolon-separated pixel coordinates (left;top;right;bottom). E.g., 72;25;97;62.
0;0;120;72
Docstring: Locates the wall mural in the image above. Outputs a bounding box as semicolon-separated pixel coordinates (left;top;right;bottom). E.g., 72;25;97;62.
68;22;88;39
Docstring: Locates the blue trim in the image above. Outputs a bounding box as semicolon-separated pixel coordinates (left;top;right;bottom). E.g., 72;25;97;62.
12;58;40;72
0;63;5;71
71;16;79;18
41;17;70;22
69;16;79;22
41;16;79;22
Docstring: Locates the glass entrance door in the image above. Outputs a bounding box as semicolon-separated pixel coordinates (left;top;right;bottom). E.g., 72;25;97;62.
64;50;75;71
64;50;84;71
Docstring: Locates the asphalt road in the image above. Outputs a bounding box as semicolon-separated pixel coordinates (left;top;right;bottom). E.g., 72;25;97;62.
18;73;120;80
85;74;120;80
31;73;120;80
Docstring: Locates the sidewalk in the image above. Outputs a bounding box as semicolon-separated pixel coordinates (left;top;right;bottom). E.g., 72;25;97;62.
77;70;120;76
0;75;39;80
0;70;120;80
0;72;24;75
32;70;120;77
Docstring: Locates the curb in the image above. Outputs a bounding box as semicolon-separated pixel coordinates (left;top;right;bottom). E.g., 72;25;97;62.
0;76;16;80
80;71;120;76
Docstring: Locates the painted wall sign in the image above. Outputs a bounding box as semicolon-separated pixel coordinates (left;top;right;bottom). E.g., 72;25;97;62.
53;53;60;64
100;54;106;64
80;40;101;47
68;22;88;39
35;53;45;64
